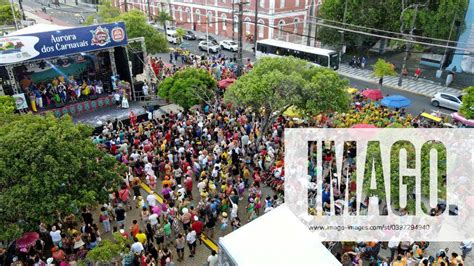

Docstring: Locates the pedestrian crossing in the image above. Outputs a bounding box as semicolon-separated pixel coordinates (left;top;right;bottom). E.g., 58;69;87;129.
338;64;461;97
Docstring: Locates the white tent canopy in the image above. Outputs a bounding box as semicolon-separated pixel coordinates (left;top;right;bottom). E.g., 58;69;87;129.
7;23;71;36
219;205;341;266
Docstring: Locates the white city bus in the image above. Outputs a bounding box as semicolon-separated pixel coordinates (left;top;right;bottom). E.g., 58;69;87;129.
256;39;339;70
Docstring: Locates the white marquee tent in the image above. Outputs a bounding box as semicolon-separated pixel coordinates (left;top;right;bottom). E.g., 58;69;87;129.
218;205;341;266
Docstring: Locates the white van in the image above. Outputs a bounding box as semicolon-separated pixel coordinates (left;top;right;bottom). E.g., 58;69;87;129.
166;30;178;45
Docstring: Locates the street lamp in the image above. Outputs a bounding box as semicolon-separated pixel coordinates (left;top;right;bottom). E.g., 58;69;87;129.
206;0;210;55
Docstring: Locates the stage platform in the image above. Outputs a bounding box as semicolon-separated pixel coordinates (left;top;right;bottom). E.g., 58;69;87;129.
72;101;147;127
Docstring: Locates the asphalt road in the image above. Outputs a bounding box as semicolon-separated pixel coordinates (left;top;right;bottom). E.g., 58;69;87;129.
23;0;96;25
157;39;454;117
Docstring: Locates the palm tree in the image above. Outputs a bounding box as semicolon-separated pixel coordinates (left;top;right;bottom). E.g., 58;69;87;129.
176;28;186;44
156;10;173;36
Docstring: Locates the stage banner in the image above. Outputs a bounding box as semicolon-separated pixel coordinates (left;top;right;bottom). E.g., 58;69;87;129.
12;93;28;110
0;22;128;65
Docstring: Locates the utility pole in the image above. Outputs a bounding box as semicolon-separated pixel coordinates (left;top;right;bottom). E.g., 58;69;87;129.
314;1;320;47
253;0;259;55
146;0;152;21
232;0;235;40
9;0;18;30
339;0;348;61
206;0;209;55
18;0;26;21
398;4;418;87
237;1;248;76
306;0;315;46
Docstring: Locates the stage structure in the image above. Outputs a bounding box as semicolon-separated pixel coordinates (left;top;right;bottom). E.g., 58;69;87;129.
0;22;136;116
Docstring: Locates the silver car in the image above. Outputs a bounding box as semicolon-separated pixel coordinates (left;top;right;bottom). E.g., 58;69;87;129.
198;41;220;53
431;92;462;111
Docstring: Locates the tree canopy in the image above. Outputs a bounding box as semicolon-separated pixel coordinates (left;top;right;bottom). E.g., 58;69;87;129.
84;0;121;25
0;0;20;26
459;86;474;119
318;0;468;51
155;10;173;35
86;5;168;54
224;56;350;136
373;59;396;78
158;68;217;111
0;114;126;242
0;95;15;114
113;10;168;54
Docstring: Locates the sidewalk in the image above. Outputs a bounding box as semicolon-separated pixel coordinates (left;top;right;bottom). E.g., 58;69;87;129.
24;10;70;26
338;64;461;97
342;51;474;90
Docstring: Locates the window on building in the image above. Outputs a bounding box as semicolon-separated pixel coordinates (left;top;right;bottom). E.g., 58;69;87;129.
222;14;227;30
296;0;299;7
186;8;190;23
280;0;285;8
245;17;251;34
293;18;299;33
178;7;183;21
195;9;201;23
278;20;285;38
258;19;264;38
207;11;213;27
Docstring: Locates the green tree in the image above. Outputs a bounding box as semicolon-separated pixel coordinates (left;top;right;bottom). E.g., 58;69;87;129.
0;95;15;114
84;0;121;25
373;59;396;88
158;68;217;111
224;56;350;139
459;86;474;119
112;10;168;54
176;27;186;44
86;233;132;264
318;0;468;51
0;114;126;242
0;0;20;26
156;10;173;36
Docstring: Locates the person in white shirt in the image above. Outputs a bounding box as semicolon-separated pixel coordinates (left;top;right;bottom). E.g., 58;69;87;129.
186;229;197;257
142;84;149;96
207;250;218;266
146;194;157;207
149;213;159;227
131;238;144;254
50;226;61;246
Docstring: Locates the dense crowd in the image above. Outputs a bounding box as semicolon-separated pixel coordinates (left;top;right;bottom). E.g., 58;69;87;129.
1;53;471;266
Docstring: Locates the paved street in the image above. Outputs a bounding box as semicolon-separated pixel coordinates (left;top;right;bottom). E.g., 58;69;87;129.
23;0;96;26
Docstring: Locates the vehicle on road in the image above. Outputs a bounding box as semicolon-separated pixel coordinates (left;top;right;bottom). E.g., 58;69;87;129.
197;34;217;43
166;30;179;45
183;30;196;40
256;39;339;70
219;40;238;52
431;92;462;111
198;41;220;53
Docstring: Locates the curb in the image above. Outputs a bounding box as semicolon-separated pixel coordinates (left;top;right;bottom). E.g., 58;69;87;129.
338;71;432;98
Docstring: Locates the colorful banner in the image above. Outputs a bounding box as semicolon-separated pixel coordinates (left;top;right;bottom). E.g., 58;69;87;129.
0;22;128;65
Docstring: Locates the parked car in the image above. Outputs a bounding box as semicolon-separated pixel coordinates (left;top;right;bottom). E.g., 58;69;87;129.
166;30;179;45
219;40;238;52
197;34;217;43
431;92;463;111
183;30;196;40
198;41;220;53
